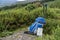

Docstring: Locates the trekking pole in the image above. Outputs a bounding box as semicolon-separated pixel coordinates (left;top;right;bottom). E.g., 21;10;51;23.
43;3;47;18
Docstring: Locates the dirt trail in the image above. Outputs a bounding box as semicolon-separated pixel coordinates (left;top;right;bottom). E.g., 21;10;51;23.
0;29;36;40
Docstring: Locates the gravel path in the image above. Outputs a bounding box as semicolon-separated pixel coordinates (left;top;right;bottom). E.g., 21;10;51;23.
0;29;36;40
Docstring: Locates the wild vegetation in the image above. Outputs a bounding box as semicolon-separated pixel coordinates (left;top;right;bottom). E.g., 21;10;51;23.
48;0;60;8
0;0;60;40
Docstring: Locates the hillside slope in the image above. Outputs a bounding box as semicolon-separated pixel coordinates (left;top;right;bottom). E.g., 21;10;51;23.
0;1;60;40
48;0;60;8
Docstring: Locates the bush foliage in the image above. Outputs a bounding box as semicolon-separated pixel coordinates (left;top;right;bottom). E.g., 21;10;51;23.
48;0;60;8
0;3;60;36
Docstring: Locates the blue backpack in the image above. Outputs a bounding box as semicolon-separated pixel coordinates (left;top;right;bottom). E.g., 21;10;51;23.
28;17;46;33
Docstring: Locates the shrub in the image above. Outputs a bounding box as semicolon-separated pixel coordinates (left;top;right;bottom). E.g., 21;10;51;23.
0;4;60;35
54;26;60;40
48;0;60;8
43;19;60;34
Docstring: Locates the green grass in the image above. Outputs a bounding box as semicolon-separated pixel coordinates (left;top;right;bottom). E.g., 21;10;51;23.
0;25;28;37
36;26;60;40
0;31;13;37
0;2;60;39
35;0;60;40
47;0;60;8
